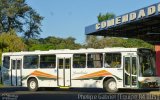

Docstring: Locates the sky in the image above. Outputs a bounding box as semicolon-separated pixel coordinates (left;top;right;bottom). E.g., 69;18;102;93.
26;0;160;44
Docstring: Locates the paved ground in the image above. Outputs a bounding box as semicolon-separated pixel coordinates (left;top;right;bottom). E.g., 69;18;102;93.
0;87;160;100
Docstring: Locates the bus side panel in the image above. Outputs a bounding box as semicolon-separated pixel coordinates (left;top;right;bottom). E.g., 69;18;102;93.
71;68;102;88
71;68;123;88
102;68;124;89
38;69;58;87
1;67;11;86
22;69;58;87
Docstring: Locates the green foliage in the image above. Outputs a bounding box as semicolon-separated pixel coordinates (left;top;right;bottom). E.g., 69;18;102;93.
123;38;154;50
86;13;115;48
0;30;26;64
0;0;43;38
27;36;82;51
98;13;115;22
0;83;3;87
0;30;26;52
24;9;43;39
85;36;153;49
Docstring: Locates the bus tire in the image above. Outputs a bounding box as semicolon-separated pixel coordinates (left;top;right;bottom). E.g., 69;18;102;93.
27;78;38;91
103;78;118;93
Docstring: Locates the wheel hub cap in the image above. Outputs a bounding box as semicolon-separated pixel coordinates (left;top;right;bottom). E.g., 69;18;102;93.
108;81;117;90
30;81;36;89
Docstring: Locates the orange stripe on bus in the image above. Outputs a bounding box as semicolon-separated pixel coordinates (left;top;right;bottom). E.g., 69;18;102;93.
78;70;111;78
79;73;111;79
74;70;112;79
32;73;57;78
31;73;57;78
80;71;110;78
32;70;54;77
30;70;57;79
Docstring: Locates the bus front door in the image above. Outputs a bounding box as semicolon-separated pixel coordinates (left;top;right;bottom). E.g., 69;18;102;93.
10;56;22;86
57;56;71;87
123;56;138;88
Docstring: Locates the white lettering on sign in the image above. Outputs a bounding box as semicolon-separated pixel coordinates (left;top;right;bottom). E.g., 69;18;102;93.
101;21;107;29
158;3;160;13
122;14;129;23
129;12;137;21
148;6;156;16
107;19;115;27
94;3;160;31
115;17;121;25
95;23;100;30
137;9;146;19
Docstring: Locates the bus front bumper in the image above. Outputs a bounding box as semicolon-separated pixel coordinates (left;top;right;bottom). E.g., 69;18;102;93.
138;77;160;88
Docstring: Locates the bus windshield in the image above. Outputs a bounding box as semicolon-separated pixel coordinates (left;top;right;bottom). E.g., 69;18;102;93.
138;49;156;77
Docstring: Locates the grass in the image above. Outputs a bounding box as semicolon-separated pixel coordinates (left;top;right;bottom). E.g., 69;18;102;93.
0;83;3;87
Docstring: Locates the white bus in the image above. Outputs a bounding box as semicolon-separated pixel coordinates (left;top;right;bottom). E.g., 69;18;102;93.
1;48;160;92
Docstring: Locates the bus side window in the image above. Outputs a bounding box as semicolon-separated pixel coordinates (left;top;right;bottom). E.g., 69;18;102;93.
105;53;121;68
87;53;103;68
23;55;39;69
40;55;56;68
3;56;10;69
73;54;86;68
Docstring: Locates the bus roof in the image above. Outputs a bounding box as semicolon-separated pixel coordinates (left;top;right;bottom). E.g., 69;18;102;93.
2;47;145;56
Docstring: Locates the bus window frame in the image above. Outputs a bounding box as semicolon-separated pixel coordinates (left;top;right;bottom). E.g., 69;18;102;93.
87;53;104;68
104;52;122;68
3;56;10;69
39;54;56;69
23;55;39;69
73;53;87;68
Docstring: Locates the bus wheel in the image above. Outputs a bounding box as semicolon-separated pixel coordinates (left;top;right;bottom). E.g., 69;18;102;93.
28;78;38;91
103;78;118;93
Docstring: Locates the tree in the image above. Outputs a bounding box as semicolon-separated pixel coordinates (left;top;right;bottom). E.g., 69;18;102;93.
123;38;154;49
0;29;26;52
0;0;43;38
98;13;115;22
0;29;26;64
85;13;115;48
24;9;43;39
27;36;82;51
85;35;99;48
